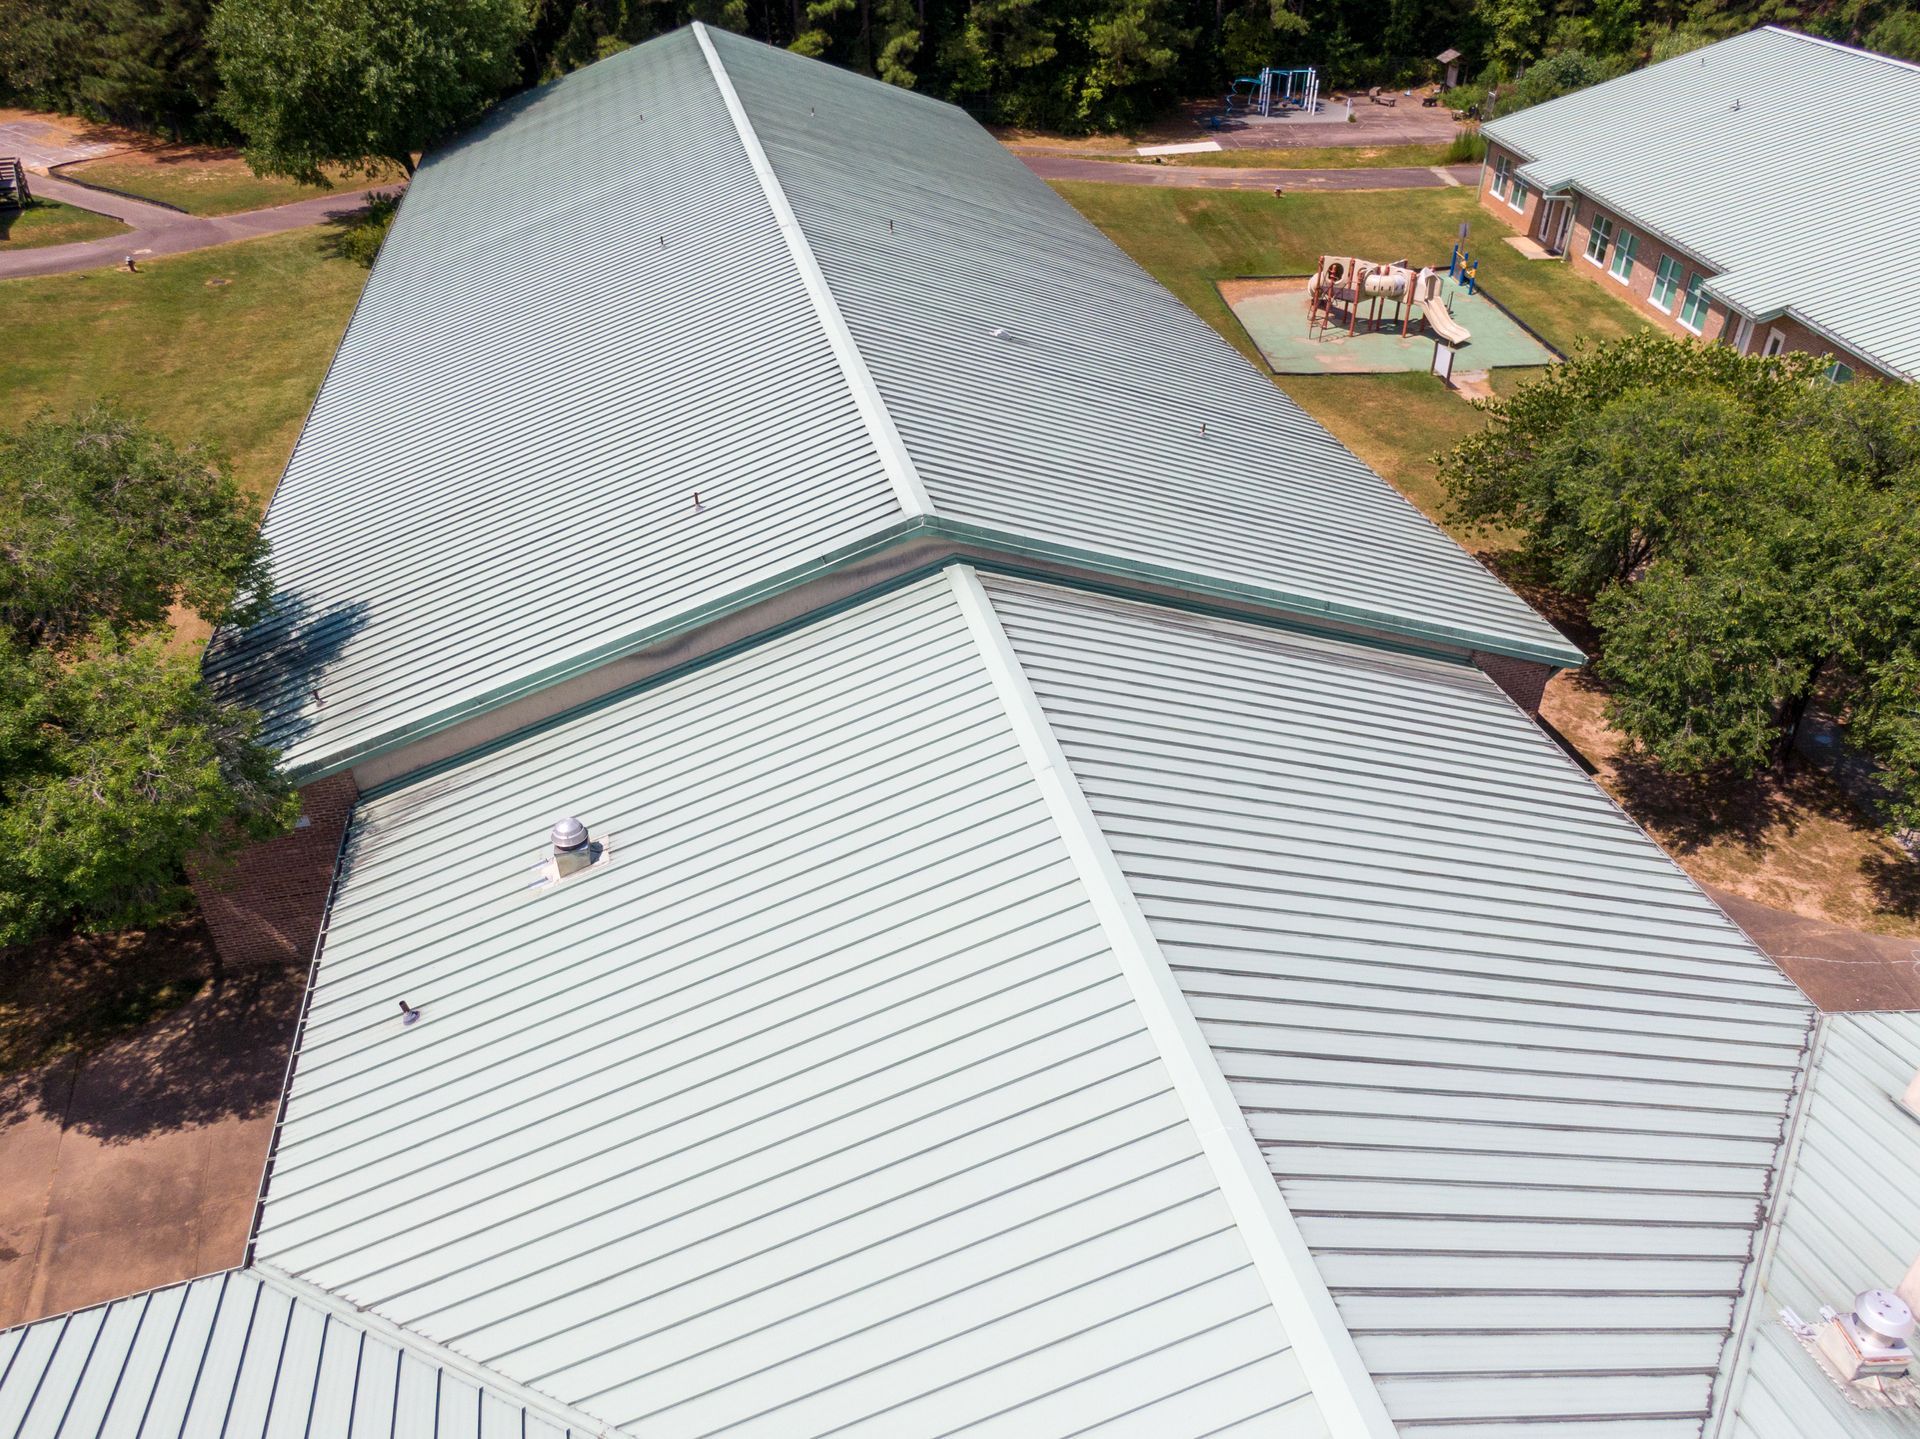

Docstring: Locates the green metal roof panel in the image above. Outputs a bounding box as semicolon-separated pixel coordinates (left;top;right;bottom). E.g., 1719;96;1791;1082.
1719;1012;1920;1439
984;574;1815;1434
709;27;1576;669
213;25;1576;780
204;27;906;777
0;1268;603;1437
248;573;1338;1439
1486;28;1920;379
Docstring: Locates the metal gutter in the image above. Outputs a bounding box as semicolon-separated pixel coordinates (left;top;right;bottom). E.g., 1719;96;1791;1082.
692;21;933;521
946;562;1401;1439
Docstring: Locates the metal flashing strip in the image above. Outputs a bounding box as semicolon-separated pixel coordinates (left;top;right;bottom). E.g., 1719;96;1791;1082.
945;563;1399;1439
248;1264;628;1438
692;21;932;521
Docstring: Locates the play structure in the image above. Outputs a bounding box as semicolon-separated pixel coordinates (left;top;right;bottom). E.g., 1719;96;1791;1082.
1229;65;1320;118
1306;255;1471;346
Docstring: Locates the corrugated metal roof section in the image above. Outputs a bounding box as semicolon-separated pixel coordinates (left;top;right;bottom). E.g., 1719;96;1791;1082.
0;1268;600;1438
706;27;1580;669
203;25;904;778
1487;29;1920;380
248;574;1327;1438
1719;1013;1920;1439
985;574;1817;1436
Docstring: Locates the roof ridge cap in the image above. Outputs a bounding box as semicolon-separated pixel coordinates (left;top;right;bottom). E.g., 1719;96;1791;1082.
1762;23;1920;74
943;563;1400;1439
250;1262;634;1437
691;22;933;519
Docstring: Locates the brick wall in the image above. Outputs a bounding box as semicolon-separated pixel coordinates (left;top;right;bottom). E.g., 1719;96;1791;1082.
1472;651;1555;716
1749;314;1878;378
1477;143;1538;231
190;771;358;971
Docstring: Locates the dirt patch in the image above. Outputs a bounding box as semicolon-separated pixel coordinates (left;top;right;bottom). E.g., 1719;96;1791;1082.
1541;667;1920;938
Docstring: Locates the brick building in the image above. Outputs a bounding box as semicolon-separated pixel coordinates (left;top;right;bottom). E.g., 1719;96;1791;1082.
1479;27;1919;382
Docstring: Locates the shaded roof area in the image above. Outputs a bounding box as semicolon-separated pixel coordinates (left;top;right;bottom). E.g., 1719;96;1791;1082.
247;564;1808;1437
1721;1011;1920;1439
248;573;1345;1439
208;23;1576;782
0;1267;616;1437
986;574;1815;1434
1485;28;1920;379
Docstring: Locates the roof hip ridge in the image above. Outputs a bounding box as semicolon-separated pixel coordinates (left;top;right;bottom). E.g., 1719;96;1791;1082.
249;1261;634;1438
691;21;933;519
942;563;1400;1439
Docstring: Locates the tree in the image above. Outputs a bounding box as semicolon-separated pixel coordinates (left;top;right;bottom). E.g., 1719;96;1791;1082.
0;409;295;948
1867;7;1920;60
208;0;531;182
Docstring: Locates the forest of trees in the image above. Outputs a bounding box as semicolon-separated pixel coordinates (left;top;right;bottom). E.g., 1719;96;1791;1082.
3;0;1917;137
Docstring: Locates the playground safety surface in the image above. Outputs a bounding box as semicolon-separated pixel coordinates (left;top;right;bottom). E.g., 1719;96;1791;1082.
1219;274;1558;375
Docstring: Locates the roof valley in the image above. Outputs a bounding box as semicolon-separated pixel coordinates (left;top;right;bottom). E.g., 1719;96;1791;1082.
944;564;1400;1439
691;21;932;520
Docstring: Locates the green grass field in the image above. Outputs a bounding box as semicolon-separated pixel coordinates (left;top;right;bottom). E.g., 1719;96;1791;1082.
64;150;386;217
1051;181;1648;504
0;228;366;498
0;198;129;249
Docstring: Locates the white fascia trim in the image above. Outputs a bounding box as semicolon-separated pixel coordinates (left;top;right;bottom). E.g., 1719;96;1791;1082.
945;563;1399;1439
251;1263;632;1439
693;22;933;520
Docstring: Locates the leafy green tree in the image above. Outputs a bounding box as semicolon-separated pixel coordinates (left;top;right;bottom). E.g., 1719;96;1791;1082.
208;0;531;181
1867;7;1920;59
0;409;295;948
1;408;272;652
1078;0;1194;126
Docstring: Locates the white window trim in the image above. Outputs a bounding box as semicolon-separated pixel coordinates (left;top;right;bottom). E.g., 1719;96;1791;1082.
1763;327;1787;357
1584;213;1613;268
1608;232;1637;283
1506;181;1527;214
1677;275;1709;335
1648;257;1681;313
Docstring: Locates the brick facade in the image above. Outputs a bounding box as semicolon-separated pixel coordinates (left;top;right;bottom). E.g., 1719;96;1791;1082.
190;771;358;971
1477;142;1880;377
1471;650;1555;716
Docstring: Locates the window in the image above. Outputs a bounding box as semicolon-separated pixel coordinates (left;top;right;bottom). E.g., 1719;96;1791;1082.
1585;212;1614;267
1763;328;1786;357
1608;230;1639;282
1649;255;1683;311
1826;360;1855;384
1491;155;1511;201
1678;271;1710;332
1508;180;1528;213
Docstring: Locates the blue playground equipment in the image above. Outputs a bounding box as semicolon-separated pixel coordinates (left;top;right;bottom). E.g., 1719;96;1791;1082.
1448;242;1479;295
1229;65;1320;118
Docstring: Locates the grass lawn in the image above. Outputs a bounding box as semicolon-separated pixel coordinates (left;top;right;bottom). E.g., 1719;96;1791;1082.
0;227;366;501
64;148;389;217
0;198;128;249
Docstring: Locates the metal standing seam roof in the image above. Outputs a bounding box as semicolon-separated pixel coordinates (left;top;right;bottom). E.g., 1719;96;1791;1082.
984;574;1816;1435
1485;27;1920;380
246;571;1377;1439
0;1267;621;1437
1717;1012;1920;1439
206;22;1577;783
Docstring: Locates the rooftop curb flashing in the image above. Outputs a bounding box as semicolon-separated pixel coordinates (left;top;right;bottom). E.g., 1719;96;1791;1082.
945;563;1400;1439
693;22;933;521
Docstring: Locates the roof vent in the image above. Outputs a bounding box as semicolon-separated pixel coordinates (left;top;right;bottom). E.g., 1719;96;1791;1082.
1816;1290;1915;1382
528;815;613;891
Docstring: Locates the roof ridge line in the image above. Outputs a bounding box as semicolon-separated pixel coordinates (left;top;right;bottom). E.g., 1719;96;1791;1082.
249;1262;633;1437
943;563;1400;1439
691;22;933;520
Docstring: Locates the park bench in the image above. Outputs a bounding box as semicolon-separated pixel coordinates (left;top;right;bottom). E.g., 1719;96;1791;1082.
1367;86;1397;106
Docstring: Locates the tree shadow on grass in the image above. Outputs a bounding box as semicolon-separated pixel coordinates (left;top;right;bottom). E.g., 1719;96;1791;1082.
0;917;304;1142
1865;851;1920;923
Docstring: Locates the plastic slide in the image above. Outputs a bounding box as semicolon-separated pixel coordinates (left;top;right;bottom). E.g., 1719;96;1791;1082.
1416;268;1471;346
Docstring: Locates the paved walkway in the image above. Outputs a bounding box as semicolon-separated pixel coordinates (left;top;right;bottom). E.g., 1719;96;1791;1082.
1021;153;1479;191
1709;887;1920;1013
1;173;396;280
0;965;304;1327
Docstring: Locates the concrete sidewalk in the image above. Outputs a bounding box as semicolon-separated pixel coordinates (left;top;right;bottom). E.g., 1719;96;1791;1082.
1;174;397;281
0;965;303;1327
1710;886;1920;1013
1021;153;1479;191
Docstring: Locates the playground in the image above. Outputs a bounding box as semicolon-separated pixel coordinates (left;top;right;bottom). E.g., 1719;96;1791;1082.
1219;262;1558;374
